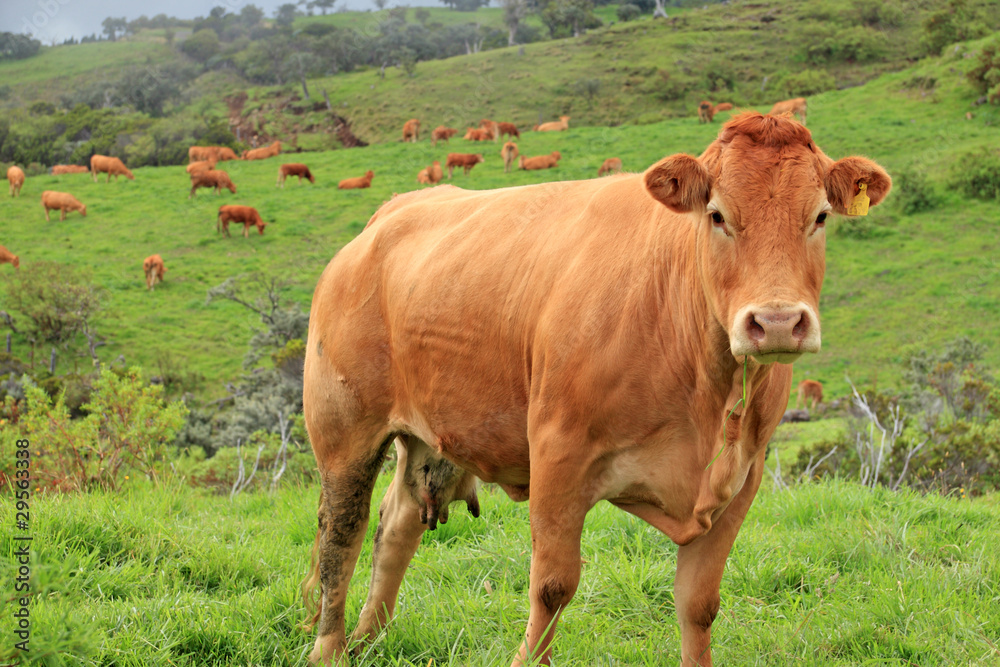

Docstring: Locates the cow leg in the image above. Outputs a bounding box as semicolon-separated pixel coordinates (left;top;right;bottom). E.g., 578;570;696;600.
60;209;66;222
307;433;392;666
512;459;590;667
674;450;765;666
43;206;50;222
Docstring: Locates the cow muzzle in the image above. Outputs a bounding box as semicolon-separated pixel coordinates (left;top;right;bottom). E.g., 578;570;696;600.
729;302;821;364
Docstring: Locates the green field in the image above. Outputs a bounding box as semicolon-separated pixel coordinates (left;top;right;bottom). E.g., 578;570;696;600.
1;476;996;665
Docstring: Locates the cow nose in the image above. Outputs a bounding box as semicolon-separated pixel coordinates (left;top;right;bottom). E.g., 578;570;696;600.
745;308;810;350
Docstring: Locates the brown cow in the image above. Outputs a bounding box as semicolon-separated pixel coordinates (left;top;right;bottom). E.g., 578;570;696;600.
278;163;315;188
497;121;520;139
464;127;493;142
417;161;443;185
796;379;823;411
0;245;19;269
189;170;237;198
519;151;561;170
143;254;167;291
534;115;570;132
217;205;268;238
215;146;239;161
480;119;500;142
7;166;24;197
338;170;374;190
402;119;420;143
41;191;87;221
90;155;134;183
698;101;734;123
501;142;519;173
189;145;238;163
186;160;216;175
243;141;282;161
300;112;891;667
52;165;91;175
445;153;484;178
431;126;459;147
769;97;807;125
598;157;623;176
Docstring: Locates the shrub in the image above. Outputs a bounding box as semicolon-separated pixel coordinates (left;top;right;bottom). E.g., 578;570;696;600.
966;37;1000;104
778;69;837;97
950;147;1000;201
178;429;317;493
920;0;990;57
894;166;940;214
802;27;885;65
617;4;641;22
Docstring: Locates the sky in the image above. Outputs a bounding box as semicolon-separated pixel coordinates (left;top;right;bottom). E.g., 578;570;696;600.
1;0;437;44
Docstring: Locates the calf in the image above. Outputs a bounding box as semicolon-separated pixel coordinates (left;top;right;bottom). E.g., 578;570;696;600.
597;157;623;176
464;127;493;142
143;254;167;290
769;97;807;125
243;141;282;161
480;119;500;142
445;153;484;178
7;166;24;197
186;160;216;175
501;142;519;173
417;161;443;185
278;163;315;188
796;379;823;411
534;115;570;132
519;150;561;170
90;154;135;182
190;170;237;198
497;121;520;139
41;191;87;221
0;244;19;269
431;126;459;147
217;205;268;238
339;170;374;189
697;101;733;123
402;119;420;143
301;112;891;667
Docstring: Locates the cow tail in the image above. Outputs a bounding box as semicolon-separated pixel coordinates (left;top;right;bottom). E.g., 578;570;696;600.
300;515;323;630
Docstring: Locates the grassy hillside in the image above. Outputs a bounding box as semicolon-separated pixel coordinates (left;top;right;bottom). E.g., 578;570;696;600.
2;34;998;400
1;477;997;664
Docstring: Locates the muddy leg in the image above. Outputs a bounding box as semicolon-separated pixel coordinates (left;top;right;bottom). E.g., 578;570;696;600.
674;451;765;666
309;436;391;666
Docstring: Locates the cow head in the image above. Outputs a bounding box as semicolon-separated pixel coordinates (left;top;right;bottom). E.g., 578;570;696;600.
644;112;890;364
80;204;87;217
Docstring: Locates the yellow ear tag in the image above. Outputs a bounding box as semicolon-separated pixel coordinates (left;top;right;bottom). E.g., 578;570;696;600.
847;182;870;216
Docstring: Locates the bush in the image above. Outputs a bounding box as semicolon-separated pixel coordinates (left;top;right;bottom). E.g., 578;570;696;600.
894;166;940;214
802;27;885;65
950;147;1000;201
778;69;837;97
966;37;1000;104
617;4;641;22
178;429;317;493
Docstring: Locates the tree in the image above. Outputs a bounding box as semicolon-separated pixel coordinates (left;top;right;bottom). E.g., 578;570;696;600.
500;0;528;45
101;17;127;41
181;28;220;63
0;32;41;60
440;0;490;11
240;4;265;26
309;0;337;14
275;3;300;27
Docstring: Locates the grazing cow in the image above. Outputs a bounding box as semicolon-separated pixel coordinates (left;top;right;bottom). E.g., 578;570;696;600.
445;153;484;178
217;205;268;238
189;145;238;163
769;97;807;125
339;170;374;190
417;161;443;185
215;146;239;161
698;101;734;123
431;126;459;147
534;115;570;132
41;191;87;221
402;119;420;143
143;254;167;291
501;142;519;173
186;160;216;175
300;112;891;667
464;127;493;142
519;150;561;170
0;245;19;269
497;121;520;139
51;165;91;175
243;141;282;161
598;157;623;176
480;119;500;142
90;155;135;182
189;170;237;198
796;379;823;411
7;166;24;197
278;163;315;188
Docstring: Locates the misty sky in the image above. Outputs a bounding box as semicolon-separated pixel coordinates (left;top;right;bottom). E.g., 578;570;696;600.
2;0;439;44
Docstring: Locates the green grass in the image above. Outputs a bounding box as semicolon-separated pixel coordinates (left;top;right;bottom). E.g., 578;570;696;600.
1;477;997;665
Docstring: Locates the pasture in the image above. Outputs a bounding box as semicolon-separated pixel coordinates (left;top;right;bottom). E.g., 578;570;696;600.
1;476;997;665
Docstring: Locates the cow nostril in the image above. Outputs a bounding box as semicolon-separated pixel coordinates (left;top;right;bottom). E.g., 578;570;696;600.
792;312;809;340
746;314;766;342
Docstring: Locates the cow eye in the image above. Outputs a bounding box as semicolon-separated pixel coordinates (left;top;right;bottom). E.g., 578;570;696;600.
815;212;828;226
710;211;725;226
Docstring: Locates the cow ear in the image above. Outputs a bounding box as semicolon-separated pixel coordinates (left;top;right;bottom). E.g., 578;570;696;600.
644;154;712;213
825;156;892;215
